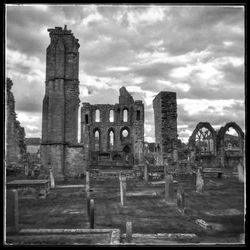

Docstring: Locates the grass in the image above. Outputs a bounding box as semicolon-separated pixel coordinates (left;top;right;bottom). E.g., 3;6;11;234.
6;173;245;244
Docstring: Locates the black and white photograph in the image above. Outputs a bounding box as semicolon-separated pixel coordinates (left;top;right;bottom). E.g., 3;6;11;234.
4;3;246;246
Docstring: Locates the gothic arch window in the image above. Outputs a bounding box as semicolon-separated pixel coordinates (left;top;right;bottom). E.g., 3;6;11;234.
108;129;115;150
224;127;241;151
95;109;100;122
109;110;114;122
93;129;100;151
194;127;214;155
123;108;128;122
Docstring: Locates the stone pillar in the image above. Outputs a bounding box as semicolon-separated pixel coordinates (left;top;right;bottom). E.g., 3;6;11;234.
165;174;174;204
196;167;204;193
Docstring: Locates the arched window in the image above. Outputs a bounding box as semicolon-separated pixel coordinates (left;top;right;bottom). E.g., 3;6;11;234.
195;127;214;154
109;110;114;122
95;109;100;122
224;127;240;151
123;109;128;122
94;130;100;151
108;130;114;150
136;110;140;121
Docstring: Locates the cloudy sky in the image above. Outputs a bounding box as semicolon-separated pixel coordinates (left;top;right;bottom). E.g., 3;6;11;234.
6;4;245;143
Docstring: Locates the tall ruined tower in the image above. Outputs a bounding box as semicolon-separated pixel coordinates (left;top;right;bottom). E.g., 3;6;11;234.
41;26;80;180
153;91;178;163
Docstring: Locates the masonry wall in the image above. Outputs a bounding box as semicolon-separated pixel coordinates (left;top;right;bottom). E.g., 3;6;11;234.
6;78;26;166
153;91;178;162
41;26;85;180
81;87;144;166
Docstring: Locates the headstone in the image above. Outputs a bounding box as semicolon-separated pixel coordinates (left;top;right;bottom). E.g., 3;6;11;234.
165;174;174;204
237;163;244;183
173;149;178;162
119;173;126;206
126;221;132;243
49;168;55;188
90;199;94;229
6;189;19;232
31;169;35;177
239;233;245;244
24;165;29;176
196;168;204;193
177;185;185;213
86;171;90;217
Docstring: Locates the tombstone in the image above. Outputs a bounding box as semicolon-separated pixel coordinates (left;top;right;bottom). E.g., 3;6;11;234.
6;189;19;232
165;174;175;204
86;171;90;216
126;221;132;243
90;199;94;229
49;168;55;188
177;185;185;213
119;173;126;206
173;149;178;162
24;165;29;176
237;163;244;183
31;169;35;177
196;167;204;193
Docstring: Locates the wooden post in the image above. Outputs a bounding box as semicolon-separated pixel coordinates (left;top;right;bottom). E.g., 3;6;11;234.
165;174;174;204
90;199;94;229
86;171;90;217
119;173;126;206
144;164;148;182
126;221;132;243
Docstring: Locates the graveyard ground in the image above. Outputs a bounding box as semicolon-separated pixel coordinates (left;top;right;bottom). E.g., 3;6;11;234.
6;174;244;245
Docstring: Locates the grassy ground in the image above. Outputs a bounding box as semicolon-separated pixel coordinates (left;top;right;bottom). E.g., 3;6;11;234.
6;174;245;244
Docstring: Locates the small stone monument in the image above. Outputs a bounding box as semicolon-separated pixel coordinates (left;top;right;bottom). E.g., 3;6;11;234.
177;185;185;214
196;167;204;193
24;165;29;176
165;174;175;204
119;173;126;206
6;189;19;232
49;168;55;188
126;221;132;243
237;163;244;183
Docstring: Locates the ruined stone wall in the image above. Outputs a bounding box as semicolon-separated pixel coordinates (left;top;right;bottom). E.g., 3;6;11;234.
153;91;177;162
6;78;26;166
81;87;144;165
41;26;86;180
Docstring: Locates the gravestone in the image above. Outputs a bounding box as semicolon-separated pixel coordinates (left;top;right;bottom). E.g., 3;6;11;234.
237;163;244;183
119;173;126;206
196;168;204;193
165;174;174;204
6;189;19;232
24;165;29;176
49;168;55;188
126;221;132;243
90;199;94;229
177;185;185;213
144;164;148;182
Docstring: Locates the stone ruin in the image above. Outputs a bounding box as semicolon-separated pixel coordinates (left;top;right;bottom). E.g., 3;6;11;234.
6;78;26;168
188;122;244;170
14;25;243;181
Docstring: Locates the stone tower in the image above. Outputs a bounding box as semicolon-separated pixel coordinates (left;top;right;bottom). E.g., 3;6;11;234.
153;91;178;163
41;26;81;180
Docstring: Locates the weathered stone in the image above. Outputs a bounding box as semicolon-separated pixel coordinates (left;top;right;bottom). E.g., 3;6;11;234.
165;174;174;204
153;92;178;163
195;219;212;230
119;173;126;206
49;168;55;188
126;221;132;243
90;199;95;229
6;78;26;167
176;185;185;213
237;163;244;182
196;168;204;193
6;189;19;232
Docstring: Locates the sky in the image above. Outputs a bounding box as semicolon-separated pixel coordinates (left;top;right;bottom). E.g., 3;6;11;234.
6;4;245;143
